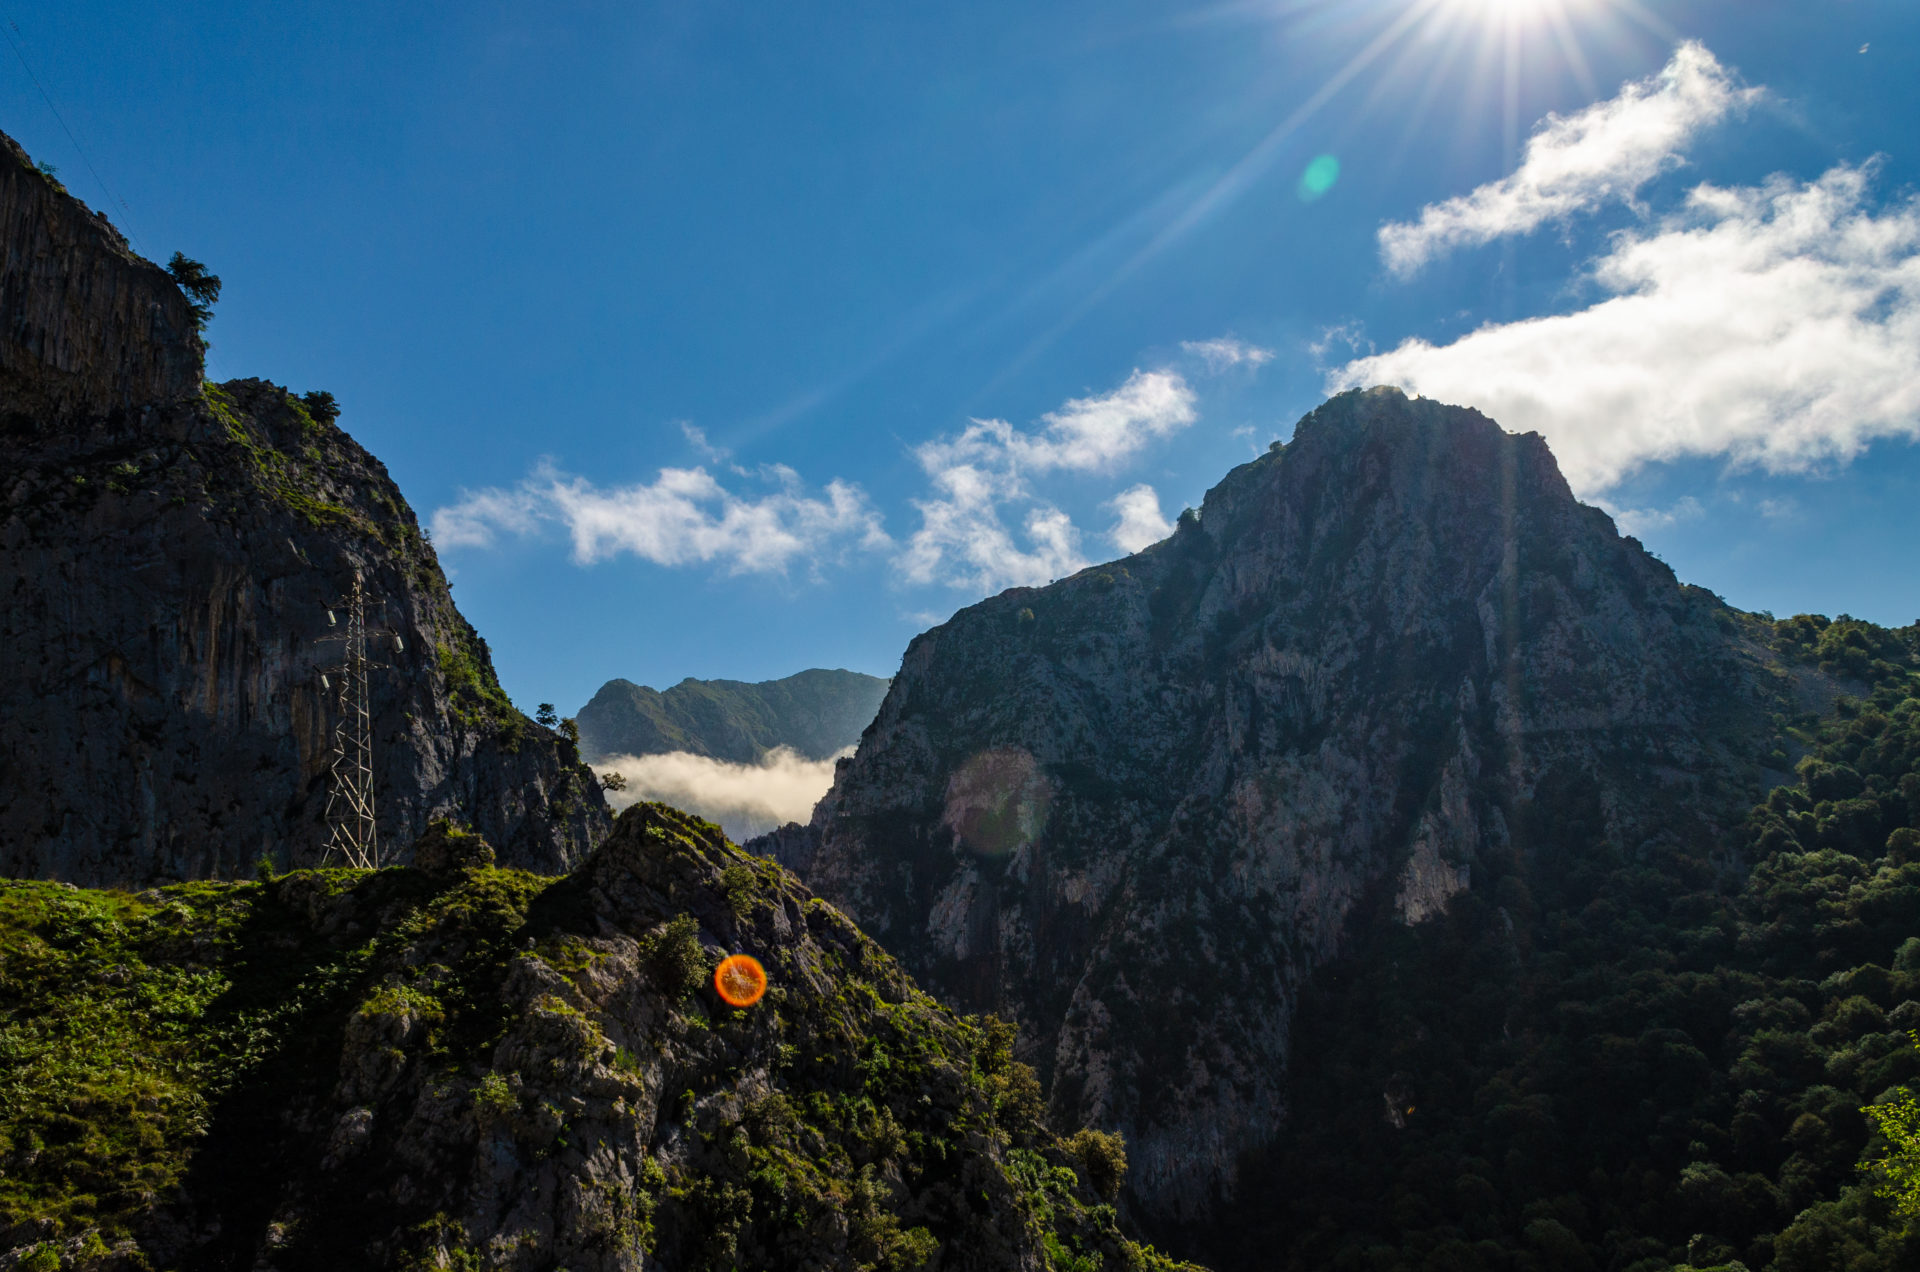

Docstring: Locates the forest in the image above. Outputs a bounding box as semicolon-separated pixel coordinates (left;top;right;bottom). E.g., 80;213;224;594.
1196;616;1920;1272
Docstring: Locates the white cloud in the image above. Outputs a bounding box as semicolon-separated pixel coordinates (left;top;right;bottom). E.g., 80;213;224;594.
900;369;1195;591
594;746;847;842
1107;484;1174;553
680;422;729;464
1181;337;1275;372
430;461;888;574
1379;41;1758;276
897;458;1088;592
1333;163;1920;493
438;365;1211;597
916;369;1196;478
1605;495;1704;537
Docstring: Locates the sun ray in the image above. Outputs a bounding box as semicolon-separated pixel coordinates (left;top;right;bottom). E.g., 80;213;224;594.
978;0;1449;395
1541;0;1600;99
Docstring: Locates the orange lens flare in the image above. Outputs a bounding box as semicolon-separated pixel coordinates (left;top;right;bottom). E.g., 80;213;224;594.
713;953;768;1007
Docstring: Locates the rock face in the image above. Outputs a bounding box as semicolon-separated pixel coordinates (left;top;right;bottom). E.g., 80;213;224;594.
0;129;607;883
776;387;1795;1223
0;807;1188;1272
578;668;892;764
0;132;202;422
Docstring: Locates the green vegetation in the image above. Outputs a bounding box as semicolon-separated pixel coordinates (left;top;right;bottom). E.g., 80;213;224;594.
436;623;517;727
0;806;1185;1270
163;252;221;329
1218;616;1920;1272
1863;1037;1920;1223
201;381;359;532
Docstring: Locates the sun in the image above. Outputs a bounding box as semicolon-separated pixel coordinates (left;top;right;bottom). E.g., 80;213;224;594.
1448;0;1562;24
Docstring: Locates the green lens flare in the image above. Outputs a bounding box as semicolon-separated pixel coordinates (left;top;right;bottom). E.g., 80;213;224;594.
1297;154;1340;201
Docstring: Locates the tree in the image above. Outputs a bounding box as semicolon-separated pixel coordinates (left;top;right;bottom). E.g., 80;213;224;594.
534;703;558;728
301;390;340;425
1864;1035;1920;1223
164;252;222;328
599;770;628;792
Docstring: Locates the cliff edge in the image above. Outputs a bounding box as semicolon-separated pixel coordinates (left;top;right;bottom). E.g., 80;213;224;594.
0;128;608;883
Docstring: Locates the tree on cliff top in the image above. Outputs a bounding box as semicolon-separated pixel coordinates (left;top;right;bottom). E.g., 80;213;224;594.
164;252;221;328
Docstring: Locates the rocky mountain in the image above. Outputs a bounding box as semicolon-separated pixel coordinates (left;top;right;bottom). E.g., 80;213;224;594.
765;386;1815;1227
0;129;607;884
0;803;1195;1272
577;669;891;764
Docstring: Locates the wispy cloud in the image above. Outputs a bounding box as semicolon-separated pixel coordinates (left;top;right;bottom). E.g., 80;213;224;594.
1378;42;1758;276
1335;163;1920;493
431;462;888;574
915;370;1197;479
680;422;730;464
1605;495;1704;537
1181;337;1275;372
897;465;1088;593
899;370;1196;591
1107;484;1174;553
436;363;1212;598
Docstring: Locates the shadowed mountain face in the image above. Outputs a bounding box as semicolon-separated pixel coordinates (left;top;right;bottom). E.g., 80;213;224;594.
577;668;891;764
0;130;607;883
777;386;1804;1223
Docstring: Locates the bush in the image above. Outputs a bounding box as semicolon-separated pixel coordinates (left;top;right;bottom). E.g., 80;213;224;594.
1066;1127;1129;1199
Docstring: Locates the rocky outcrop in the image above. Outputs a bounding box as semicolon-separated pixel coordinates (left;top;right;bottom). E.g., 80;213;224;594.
578;668;892;764
0;129;607;883
0;807;1191;1271
0;131;201;422
772;386;1800;1223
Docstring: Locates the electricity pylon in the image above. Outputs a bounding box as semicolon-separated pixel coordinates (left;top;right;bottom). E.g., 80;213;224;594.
321;572;381;868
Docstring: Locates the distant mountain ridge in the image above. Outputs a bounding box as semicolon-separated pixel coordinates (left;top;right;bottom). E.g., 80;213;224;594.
576;668;890;764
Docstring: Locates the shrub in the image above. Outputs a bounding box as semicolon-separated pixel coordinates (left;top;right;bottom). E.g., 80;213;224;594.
1065;1127;1129;1199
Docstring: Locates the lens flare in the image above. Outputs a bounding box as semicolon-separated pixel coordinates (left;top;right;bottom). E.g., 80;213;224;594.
1298;154;1341;201
714;953;769;1007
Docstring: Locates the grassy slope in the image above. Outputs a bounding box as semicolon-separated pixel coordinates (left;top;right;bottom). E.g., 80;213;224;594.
0;809;1192;1272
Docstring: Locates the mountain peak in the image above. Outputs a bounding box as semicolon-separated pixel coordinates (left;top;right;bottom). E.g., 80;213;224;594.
781;392;1790;1221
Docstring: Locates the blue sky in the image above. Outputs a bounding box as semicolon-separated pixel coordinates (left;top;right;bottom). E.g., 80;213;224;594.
7;0;1918;716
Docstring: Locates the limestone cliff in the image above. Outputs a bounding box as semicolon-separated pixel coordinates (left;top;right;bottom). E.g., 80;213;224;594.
771;386;1804;1223
0;129;607;883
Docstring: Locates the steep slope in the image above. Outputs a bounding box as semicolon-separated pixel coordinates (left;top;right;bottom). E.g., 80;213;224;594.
775;386;1806;1223
0;129;607;883
1221;618;1920;1272
0;804;1195;1272
578;669;892;764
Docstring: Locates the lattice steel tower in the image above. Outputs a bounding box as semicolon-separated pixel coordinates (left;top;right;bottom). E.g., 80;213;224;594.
322;572;380;868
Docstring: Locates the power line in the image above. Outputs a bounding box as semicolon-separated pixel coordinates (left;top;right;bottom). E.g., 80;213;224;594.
0;9;147;254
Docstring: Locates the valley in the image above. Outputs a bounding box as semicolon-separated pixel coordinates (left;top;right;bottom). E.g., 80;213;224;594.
5;111;1920;1272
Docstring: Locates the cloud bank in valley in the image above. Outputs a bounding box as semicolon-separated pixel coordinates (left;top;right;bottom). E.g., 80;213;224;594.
592;745;850;843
